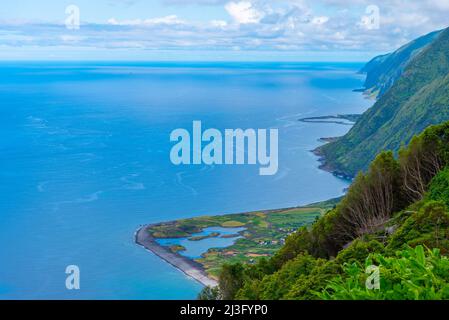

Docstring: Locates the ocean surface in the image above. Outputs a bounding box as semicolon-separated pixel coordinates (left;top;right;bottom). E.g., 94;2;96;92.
0;62;372;299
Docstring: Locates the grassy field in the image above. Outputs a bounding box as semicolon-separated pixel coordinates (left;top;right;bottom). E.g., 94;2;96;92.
147;199;339;277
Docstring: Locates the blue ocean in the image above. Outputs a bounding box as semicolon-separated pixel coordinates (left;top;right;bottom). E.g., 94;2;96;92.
0;62;372;299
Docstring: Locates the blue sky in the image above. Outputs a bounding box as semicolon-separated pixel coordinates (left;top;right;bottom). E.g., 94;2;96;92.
1;0;449;61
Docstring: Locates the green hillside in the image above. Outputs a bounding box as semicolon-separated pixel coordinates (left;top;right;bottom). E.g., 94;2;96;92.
318;27;449;177
361;29;442;98
201;121;449;300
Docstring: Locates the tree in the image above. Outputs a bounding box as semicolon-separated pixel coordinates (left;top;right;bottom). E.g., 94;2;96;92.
336;151;402;241
218;263;246;300
399;124;448;202
197;286;221;300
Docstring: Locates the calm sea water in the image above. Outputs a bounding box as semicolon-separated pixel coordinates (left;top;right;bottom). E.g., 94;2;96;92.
0;62;372;299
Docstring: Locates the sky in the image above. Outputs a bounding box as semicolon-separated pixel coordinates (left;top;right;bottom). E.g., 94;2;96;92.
0;0;449;61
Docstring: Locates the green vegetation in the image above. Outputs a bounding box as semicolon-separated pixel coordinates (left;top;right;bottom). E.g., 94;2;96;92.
201;121;449;300
169;245;186;253
194;27;449;301
318;27;449;177
427;168;449;208
189;232;220;241
360;29;442;98
317;246;449;300
386;201;449;255
148;203;335;278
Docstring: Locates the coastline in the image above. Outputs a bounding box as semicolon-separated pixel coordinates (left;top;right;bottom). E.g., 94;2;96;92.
312;146;354;181
135;112;357;284
135;203;339;283
135;111;362;289
298;114;360;126
135;224;218;288
297;113;359;181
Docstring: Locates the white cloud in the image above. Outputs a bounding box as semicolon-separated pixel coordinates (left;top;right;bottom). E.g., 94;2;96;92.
60;35;87;42
225;1;264;24
210;20;228;28
107;15;184;26
311;16;329;25
333;32;345;40
2;0;449;59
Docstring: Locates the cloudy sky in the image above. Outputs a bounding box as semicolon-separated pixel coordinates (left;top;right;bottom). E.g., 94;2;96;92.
1;0;448;61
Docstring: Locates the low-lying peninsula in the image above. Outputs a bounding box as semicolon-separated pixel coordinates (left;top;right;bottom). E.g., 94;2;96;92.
136;198;339;285
299;114;361;125
135;225;218;287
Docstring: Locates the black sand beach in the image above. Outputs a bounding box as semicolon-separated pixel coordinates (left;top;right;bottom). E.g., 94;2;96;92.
135;225;218;288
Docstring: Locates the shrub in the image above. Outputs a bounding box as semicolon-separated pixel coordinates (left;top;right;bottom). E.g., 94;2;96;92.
387;201;449;254
198;286;221;300
427;167;449;207
316;246;449;300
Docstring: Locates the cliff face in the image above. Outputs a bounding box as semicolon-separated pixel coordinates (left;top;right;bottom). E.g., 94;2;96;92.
318;27;449;177
361;29;442;99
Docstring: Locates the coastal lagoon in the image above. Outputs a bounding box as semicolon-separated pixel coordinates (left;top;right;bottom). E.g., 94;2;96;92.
0;62;372;299
156;227;246;259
